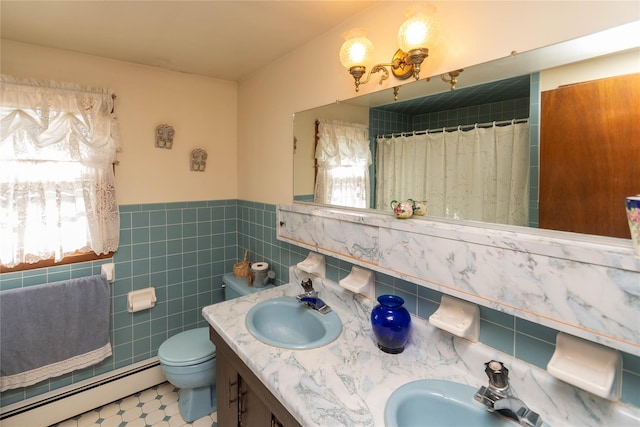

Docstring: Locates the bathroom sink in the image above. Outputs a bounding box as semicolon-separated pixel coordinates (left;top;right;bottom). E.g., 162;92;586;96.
384;379;515;427
245;296;342;350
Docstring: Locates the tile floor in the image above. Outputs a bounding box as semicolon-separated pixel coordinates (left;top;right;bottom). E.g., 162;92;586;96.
52;382;217;427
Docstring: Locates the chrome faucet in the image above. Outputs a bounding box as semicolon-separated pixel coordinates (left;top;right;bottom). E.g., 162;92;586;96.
296;278;332;314
474;360;543;427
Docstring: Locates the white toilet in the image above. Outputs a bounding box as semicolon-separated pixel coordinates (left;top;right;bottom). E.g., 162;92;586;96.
158;272;274;422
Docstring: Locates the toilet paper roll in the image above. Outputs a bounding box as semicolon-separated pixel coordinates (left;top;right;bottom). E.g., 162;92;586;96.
250;262;269;287
128;287;157;313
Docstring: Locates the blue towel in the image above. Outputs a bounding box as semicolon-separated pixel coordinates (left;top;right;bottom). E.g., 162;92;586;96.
0;275;112;391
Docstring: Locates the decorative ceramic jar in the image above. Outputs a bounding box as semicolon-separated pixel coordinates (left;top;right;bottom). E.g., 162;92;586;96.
625;196;640;256
390;200;413;219
409;199;428;216
371;295;411;354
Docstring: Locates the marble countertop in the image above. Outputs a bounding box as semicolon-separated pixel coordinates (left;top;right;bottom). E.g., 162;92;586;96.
202;268;640;427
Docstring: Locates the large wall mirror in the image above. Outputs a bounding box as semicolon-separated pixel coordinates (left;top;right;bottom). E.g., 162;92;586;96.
293;22;639;240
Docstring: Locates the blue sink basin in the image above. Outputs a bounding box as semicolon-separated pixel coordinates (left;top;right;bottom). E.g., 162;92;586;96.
245;296;342;350
385;379;515;427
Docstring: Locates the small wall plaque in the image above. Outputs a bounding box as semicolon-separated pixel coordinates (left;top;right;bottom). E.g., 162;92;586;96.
191;149;207;172
155;124;175;149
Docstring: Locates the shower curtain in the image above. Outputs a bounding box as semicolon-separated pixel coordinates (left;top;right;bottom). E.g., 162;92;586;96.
375;121;530;226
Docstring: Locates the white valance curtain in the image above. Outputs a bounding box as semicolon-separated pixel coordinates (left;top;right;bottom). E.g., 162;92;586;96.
376;121;530;226
0;75;121;267
314;119;371;208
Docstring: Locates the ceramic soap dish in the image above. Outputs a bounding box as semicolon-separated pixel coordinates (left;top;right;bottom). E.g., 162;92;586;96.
429;295;479;342
297;251;326;278
339;266;375;299
547;332;622;401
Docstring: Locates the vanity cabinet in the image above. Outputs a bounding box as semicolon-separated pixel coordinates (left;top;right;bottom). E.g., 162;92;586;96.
210;326;301;427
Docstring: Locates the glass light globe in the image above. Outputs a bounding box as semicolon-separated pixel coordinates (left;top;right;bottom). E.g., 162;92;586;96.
339;28;374;69
397;10;439;52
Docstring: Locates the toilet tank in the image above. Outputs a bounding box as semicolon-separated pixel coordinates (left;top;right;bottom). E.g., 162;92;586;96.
223;272;274;300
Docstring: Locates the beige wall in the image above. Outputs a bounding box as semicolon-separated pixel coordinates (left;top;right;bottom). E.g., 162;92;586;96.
541;48;640;91
2;2;637;206
237;1;639;205
0;41;238;205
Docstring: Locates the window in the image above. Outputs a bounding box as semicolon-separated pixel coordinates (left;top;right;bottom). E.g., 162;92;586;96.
0;75;121;269
314;120;371;209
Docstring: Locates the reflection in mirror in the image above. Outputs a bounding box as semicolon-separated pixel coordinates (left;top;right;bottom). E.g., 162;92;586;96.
315;119;371;209
370;76;531;227
293;25;640;238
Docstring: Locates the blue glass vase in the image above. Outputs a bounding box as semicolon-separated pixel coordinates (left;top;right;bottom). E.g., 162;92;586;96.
371;295;411;354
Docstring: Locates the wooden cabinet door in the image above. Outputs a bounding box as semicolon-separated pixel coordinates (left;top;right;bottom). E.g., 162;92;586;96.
238;376;272;427
216;350;240;427
210;326;302;427
540;73;640;237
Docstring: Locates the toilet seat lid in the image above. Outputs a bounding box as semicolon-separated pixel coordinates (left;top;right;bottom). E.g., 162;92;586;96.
158;327;216;367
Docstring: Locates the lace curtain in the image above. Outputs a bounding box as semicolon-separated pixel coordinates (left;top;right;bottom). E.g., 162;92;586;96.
314;119;371;208
0;75;121;267
376;121;530;226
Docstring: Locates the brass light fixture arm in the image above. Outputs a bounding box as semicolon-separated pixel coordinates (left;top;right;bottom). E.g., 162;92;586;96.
350;64;391;92
405;48;429;80
393;86;400;101
349;48;431;92
441;69;464;90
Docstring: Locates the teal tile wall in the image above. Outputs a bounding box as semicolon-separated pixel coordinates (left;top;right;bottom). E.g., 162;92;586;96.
1;199;638;409
235;200;309;283
1;200;247;407
528;72;541;228
369;98;529;139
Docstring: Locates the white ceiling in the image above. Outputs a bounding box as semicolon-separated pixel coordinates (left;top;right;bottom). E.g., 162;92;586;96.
1;1;377;81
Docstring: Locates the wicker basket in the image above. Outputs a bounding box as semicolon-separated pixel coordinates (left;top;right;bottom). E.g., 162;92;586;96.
233;249;249;278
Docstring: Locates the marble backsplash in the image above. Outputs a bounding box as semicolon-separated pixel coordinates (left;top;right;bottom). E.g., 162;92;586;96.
277;204;640;356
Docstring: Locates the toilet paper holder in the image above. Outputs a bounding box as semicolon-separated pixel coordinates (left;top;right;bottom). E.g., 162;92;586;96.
127;287;157;313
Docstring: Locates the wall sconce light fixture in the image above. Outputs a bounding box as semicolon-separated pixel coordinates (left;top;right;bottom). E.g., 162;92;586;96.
340;5;440;92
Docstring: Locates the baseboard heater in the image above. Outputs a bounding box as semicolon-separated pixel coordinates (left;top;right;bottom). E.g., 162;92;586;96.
0;357;166;427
